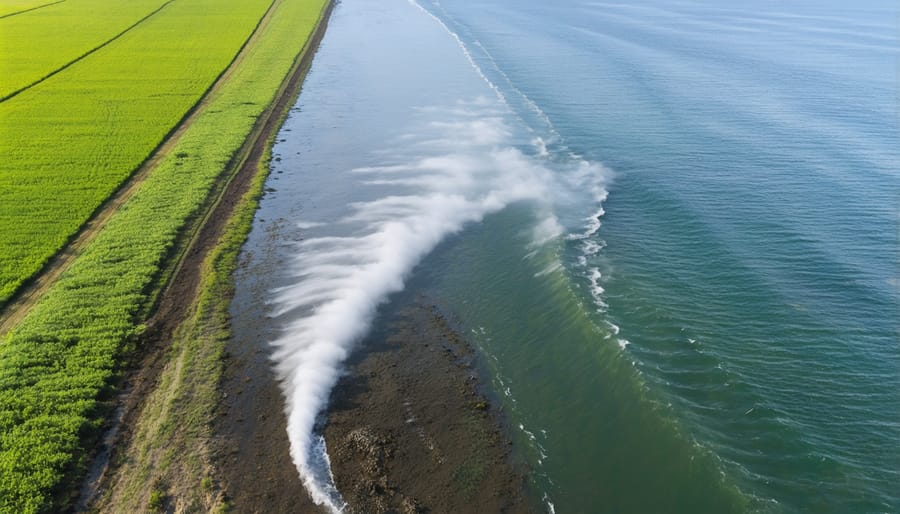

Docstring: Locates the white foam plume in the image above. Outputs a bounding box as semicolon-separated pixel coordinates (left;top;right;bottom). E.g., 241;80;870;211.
271;111;572;511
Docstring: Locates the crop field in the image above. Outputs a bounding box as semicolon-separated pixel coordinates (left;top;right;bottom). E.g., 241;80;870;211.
0;0;274;305
0;0;58;18
0;0;171;99
0;0;329;511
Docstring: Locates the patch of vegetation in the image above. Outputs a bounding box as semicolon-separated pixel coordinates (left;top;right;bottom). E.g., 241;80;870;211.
214;498;235;514
0;0;274;304
147;487;166;512
0;0;328;511
451;414;490;499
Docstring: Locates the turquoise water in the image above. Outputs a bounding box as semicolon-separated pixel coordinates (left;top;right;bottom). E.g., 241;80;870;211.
234;0;900;511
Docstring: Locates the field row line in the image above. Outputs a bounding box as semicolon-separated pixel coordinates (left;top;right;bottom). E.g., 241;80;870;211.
139;0;286;311
0;0;64;20
0;0;174;103
80;0;334;504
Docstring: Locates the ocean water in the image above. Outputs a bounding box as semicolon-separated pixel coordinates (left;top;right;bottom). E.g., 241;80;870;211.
232;0;900;512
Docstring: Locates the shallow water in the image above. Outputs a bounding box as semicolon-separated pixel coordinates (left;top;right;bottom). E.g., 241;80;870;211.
233;0;900;511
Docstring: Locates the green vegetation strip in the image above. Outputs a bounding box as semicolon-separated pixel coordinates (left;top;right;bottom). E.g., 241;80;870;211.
0;0;328;511
0;0;273;305
96;148;274;514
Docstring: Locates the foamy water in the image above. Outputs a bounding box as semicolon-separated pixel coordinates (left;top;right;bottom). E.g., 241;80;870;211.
271;112;545;507
267;103;607;507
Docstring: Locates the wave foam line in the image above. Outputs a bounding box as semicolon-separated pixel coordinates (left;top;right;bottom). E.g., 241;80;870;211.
409;0;617;302
408;0;507;104
409;0;568;158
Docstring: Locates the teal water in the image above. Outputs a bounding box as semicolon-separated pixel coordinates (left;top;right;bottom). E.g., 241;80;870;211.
233;0;900;512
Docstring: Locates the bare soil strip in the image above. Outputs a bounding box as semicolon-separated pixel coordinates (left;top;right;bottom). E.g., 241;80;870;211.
0;0;281;337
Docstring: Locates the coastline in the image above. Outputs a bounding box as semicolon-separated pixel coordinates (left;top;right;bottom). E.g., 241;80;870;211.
83;0;536;511
0;0;334;510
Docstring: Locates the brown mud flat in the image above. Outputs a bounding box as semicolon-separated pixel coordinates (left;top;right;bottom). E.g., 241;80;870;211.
218;299;537;514
326;303;536;514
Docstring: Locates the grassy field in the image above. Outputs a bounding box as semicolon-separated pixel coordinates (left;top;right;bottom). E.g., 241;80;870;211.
0;0;273;305
0;0;170;99
0;0;59;18
0;0;328;511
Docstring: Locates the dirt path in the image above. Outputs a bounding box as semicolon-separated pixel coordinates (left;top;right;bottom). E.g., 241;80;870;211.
0;0;281;338
143;0;330;360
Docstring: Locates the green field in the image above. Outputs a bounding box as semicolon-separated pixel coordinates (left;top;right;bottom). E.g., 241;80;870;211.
0;0;170;99
0;0;58;18
0;0;273;305
0;0;328;511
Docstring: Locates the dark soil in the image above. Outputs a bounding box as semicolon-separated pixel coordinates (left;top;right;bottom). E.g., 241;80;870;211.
325;303;536;514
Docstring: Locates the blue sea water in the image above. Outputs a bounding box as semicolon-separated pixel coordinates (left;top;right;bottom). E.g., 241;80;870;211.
233;0;900;511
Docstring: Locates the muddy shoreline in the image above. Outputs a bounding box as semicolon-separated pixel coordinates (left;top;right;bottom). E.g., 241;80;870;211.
219;294;537;513
327;302;536;513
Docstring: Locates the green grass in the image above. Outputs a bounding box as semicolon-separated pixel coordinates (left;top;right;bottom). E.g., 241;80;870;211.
0;0;328;511
0;0;58;18
147;487;166;512
0;0;274;305
0;0;170;99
